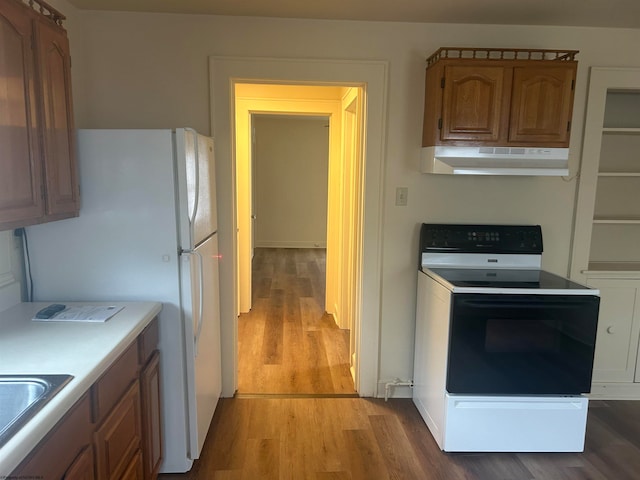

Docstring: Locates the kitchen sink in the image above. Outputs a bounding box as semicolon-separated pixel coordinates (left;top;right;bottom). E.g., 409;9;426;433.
0;374;73;449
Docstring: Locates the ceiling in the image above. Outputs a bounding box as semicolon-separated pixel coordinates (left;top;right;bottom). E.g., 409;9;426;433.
66;0;640;29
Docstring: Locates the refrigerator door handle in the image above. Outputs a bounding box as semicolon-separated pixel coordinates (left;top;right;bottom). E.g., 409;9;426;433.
185;128;200;245
183;248;205;356
193;249;205;356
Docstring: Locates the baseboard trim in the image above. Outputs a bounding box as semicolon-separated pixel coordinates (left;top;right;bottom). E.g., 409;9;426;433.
255;241;327;249
590;382;640;400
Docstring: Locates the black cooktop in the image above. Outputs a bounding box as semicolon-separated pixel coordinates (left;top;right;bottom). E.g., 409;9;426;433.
426;267;591;291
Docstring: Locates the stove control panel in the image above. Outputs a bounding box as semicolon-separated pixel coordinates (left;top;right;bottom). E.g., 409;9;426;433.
419;224;543;254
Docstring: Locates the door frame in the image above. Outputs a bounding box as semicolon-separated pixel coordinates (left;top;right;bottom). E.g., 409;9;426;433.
209;56;388;397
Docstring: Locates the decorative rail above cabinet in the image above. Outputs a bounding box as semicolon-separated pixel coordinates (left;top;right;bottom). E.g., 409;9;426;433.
421;47;579;148
0;0;79;232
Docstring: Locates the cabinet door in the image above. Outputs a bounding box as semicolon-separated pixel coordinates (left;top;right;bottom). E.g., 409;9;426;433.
12;394;92;480
121;451;144;480
64;445;95;480
589;278;640;383
0;1;44;226
441;65;508;142
509;65;576;145
140;351;162;480
36;18;79;218
94;381;142;480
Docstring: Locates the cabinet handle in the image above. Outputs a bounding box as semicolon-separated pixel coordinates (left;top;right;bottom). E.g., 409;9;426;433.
606;326;615;334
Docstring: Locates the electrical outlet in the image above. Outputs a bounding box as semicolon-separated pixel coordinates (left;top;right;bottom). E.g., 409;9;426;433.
395;187;408;206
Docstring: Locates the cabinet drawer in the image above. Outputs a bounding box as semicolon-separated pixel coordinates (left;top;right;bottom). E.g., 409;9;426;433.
94;380;142;480
139;317;159;364
92;341;139;422
13;393;92;480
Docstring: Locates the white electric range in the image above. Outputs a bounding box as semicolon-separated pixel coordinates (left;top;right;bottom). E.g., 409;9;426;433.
413;224;600;452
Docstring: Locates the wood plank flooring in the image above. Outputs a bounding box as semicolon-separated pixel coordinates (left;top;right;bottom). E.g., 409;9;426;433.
158;248;640;479
159;398;640;480
237;248;355;395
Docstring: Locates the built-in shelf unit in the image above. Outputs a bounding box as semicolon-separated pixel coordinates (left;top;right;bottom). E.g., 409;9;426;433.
571;68;640;399
572;70;640;277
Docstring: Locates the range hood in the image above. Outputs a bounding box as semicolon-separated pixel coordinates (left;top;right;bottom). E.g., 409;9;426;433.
421;146;569;176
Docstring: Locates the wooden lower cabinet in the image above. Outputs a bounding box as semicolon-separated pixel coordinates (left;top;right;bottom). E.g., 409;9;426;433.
121;451;145;480
12;394;93;480
94;381;142;480
140;351;162;480
11;318;161;480
64;445;96;480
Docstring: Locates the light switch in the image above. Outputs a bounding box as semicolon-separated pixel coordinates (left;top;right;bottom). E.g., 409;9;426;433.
395;187;408;206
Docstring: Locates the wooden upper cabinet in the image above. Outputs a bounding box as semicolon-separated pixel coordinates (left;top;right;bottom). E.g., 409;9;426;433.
0;0;78;231
0;0;44;225
509;66;576;144
422;47;578;148
441;65;509;142
37;17;79;218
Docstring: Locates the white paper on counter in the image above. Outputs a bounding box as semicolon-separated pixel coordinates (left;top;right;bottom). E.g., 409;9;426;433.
33;305;124;322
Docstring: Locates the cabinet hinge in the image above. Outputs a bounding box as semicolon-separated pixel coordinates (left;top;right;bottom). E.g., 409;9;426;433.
441;77;445;88
41;183;46;200
571;79;575;90
567;121;571;132
438;118;443;130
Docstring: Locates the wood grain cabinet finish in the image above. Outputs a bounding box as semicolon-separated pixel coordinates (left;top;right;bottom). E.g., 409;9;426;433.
0;0;43;226
11;394;93;480
35;15;79;220
440;65;510;143
508;66;576;145
64;445;96;480
94;381;142;480
10;317;162;480
422;48;578;148
121;450;145;480
140;351;162;480
0;0;78;231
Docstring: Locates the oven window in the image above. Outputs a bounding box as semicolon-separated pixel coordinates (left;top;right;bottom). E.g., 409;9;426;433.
485;318;560;353
447;294;600;395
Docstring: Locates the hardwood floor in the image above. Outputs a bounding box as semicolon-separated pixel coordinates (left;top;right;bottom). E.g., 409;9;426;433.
159;398;640;479
237;248;355;395
158;249;640;479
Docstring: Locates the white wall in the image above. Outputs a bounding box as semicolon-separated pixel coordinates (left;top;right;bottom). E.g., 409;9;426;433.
253;116;329;248
62;9;640;394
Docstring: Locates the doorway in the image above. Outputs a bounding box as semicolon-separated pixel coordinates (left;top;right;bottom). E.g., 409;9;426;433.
234;85;363;395
209;56;388;398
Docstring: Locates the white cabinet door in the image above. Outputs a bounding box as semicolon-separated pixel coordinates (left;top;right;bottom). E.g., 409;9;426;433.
588;278;640;383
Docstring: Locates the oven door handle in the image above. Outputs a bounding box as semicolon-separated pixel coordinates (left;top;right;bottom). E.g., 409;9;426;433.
459;298;598;309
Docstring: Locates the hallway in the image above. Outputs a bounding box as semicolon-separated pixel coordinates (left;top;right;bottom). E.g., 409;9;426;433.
237;248;356;395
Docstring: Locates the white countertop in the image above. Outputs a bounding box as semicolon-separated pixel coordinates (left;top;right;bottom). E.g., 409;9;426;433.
0;301;162;475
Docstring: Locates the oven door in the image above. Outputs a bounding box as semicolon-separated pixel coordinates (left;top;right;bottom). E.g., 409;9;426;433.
447;294;600;395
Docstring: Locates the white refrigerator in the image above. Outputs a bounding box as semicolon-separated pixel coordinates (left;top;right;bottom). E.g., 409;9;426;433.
25;129;221;473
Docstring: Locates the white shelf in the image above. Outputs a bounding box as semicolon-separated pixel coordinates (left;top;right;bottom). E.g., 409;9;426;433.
598;172;640;177
593;218;640;224
585;262;640;276
602;127;640;134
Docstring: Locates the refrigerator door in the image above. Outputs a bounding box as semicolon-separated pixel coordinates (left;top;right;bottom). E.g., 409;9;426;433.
26;129;195;472
175;129;217;249
181;233;222;458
